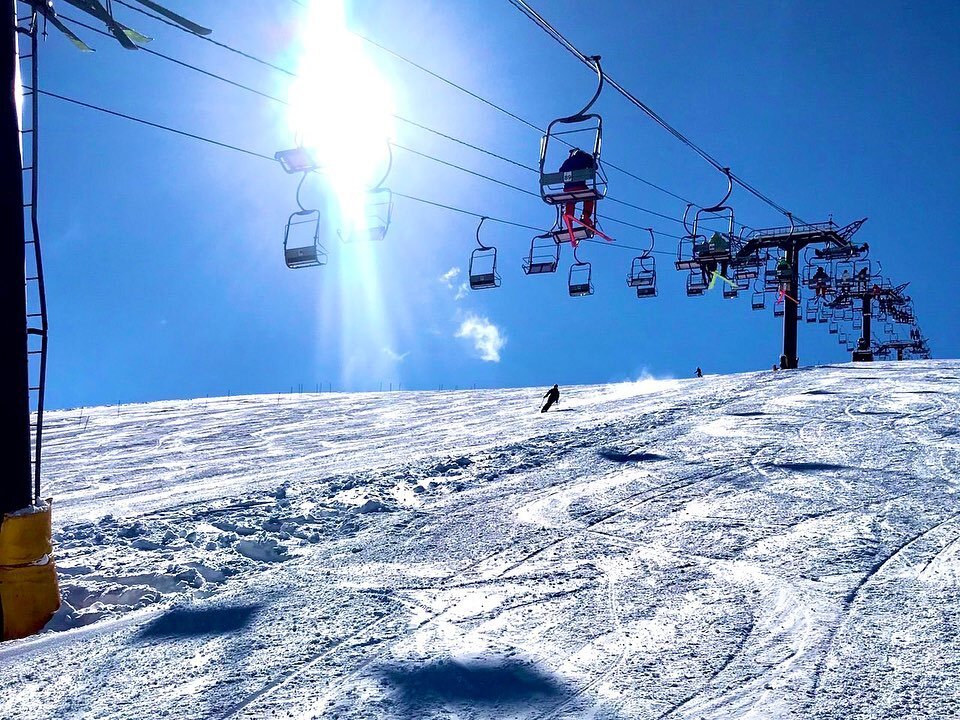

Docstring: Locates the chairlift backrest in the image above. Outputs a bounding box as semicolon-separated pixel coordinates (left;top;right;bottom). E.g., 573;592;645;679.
539;115;607;206
523;233;561;275
283;209;326;269
469;217;501;289
568;261;594;297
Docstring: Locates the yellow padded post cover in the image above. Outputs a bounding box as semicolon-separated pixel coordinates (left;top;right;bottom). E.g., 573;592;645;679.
0;502;61;641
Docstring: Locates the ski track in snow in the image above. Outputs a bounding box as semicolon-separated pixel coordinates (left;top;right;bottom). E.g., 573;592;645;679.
2;361;960;719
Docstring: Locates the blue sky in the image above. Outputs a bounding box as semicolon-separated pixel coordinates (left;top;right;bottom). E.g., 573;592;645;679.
28;0;960;409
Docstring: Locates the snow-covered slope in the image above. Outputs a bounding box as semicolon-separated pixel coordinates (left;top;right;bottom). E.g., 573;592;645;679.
2;361;958;719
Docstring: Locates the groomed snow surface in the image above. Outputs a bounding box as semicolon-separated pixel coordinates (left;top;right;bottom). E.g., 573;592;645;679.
2;361;959;719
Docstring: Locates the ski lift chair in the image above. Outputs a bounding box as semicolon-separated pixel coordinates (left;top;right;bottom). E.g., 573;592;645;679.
627;229;657;298
686;271;707;297
283;209;327;269
774;304;784;318
818;306;831;323
338;188;393;243
568;246;594;297
733;253;762;281
805;299;819;323
523;233;561;275
539;56;607;207
338;145;394;242
675;233;703;271
722;284;739;299
275;146;320;174
629;258;658;298
829;321;839;334
469;217;501;290
751;290;766;311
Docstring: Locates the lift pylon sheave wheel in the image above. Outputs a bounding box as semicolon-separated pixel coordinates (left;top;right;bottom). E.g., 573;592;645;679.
469;217;501;290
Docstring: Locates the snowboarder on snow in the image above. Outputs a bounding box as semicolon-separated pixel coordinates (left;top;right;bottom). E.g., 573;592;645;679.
541;384;560;413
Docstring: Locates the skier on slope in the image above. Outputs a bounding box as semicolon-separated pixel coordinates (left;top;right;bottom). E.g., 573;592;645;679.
541;384;561;413
696;367;703;378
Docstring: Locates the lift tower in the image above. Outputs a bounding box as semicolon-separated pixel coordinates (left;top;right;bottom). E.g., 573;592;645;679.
734;218;867;369
1;1;32;518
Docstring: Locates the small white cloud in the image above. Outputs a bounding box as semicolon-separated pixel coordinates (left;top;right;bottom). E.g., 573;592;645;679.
382;347;409;363
455;314;506;362
440;267;461;288
454;282;469;301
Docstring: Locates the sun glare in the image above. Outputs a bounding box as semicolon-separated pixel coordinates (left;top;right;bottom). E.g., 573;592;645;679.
287;0;401;389
287;0;395;238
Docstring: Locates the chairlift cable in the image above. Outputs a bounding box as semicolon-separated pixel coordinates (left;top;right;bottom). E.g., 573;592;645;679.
506;0;802;224
35;86;684;257
117;0;727;221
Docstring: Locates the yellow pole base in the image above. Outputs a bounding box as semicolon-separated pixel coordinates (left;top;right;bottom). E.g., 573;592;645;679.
0;501;60;641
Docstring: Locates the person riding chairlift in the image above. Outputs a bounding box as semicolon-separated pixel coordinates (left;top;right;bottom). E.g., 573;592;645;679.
811;266;830;299
559;148;597;228
775;256;792;291
700;232;730;285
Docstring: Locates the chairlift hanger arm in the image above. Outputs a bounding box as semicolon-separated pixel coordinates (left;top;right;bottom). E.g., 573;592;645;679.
372;141;393;191
476;216;493;250
562;55;603;122
644;227;655;257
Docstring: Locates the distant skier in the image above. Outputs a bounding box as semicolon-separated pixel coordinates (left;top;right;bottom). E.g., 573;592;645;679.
772;364;779;372
540;384;560;413
695;367;703;378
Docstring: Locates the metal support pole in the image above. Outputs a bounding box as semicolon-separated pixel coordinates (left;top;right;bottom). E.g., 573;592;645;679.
1;2;33;516
853;293;874;362
780;243;800;369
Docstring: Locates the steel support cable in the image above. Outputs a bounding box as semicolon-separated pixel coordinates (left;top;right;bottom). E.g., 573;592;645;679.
58;13;699;233
58;14;538;175
114;0;726;223
506;0;801;224
350;29;730;219
33;87;681;254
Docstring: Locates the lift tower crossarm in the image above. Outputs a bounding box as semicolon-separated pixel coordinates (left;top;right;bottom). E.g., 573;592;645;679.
732;218;868;370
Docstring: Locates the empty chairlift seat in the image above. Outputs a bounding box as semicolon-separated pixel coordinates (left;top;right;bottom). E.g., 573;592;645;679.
469;218;501;290
568;261;594;297
283;209;327;269
627;255;657;298
469;247;500;289
523;233;561;275
686;270;707;297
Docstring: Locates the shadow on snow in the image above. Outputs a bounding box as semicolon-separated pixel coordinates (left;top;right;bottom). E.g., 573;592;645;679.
378;658;563;709
137;603;260;640
598;448;668;463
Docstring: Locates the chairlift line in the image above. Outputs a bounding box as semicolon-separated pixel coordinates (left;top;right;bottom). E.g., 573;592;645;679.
505;0;804;223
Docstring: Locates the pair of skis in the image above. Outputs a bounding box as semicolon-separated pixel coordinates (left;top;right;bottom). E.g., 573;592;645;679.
561;213;613;248
25;0;210;52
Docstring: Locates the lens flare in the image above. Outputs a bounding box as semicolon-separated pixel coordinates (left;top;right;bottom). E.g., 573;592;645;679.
287;0;394;237
287;0;401;389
